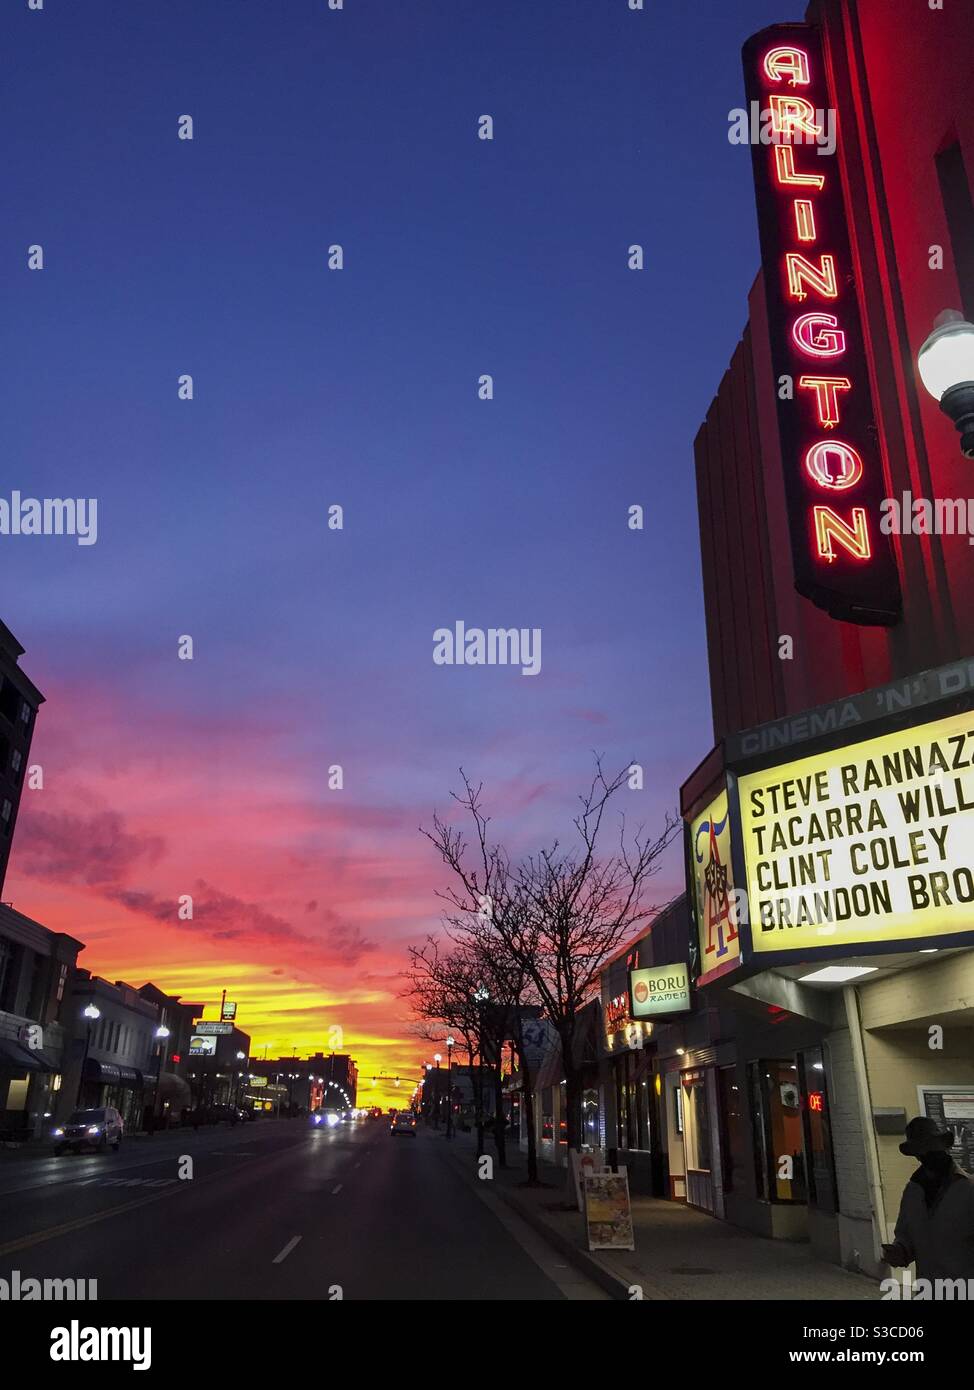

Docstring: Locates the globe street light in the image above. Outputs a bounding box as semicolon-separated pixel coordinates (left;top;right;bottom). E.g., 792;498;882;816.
151;1024;170;1127
433;1053;442;1129
445;1035;455;1140
76;1003;101;1106
918;309;974;458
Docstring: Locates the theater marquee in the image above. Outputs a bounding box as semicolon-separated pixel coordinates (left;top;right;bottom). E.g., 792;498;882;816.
742;23;901;625
738;707;974;955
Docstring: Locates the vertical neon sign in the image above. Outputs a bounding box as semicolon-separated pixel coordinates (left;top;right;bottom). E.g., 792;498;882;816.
742;24;901;625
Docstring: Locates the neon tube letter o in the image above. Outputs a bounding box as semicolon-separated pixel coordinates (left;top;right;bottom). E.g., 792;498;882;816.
805;439;864;490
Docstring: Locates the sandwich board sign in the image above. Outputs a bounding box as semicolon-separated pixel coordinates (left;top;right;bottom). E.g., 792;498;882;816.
583;1170;634;1251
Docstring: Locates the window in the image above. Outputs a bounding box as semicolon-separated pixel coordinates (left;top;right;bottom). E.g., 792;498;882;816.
19;701;30;725
55;963;67;1003
1;800;12;835
798;1047;838;1213
717;1064;748;1195
748;1060;807;1204
683;1074;712;1173
10;748;22;783
0;938;14;1009
0;679;18;724
540;1087;553;1141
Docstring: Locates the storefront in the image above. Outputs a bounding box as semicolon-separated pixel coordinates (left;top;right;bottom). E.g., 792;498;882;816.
78;1059;145;1130
683;667;974;1272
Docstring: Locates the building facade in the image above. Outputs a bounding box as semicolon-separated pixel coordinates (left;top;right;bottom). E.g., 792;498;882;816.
0;904;83;1141
0;620;44;896
681;0;974;1275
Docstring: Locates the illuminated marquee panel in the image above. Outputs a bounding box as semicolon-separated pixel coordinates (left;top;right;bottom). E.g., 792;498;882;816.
737;706;974;956
742;23;901;625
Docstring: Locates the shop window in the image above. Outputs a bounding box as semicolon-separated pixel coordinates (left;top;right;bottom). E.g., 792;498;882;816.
798;1047;837;1213
5;1078;28;1112
582;1087;600;1148
748;1060;807;1204
717;1064;748;1194
682;1073;711;1173
540;1087;553;1141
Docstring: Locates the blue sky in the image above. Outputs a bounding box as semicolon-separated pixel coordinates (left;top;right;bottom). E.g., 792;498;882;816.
2;0;799;1070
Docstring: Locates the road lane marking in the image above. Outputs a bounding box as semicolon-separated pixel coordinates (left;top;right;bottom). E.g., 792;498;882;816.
273;1236;301;1264
331;1183;342;1194
0;1136;316;1258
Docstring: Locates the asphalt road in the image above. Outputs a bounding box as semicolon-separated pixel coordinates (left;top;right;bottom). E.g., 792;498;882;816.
0;1119;601;1300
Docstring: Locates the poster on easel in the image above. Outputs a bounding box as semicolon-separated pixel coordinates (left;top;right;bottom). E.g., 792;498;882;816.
583;1170;635;1251
570;1148;605;1210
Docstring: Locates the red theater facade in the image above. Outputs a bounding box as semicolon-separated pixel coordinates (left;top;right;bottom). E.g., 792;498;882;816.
680;0;974;1274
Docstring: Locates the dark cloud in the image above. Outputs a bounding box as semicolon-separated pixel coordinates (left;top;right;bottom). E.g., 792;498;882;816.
13;808;164;887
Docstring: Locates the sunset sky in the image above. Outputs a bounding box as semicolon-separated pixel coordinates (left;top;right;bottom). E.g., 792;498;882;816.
4;0;791;1106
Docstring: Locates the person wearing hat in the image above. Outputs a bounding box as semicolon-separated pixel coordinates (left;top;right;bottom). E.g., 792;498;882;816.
881;1116;974;1281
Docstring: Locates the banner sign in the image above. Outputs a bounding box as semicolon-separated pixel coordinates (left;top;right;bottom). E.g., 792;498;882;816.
742;23;900;625
690;789;741;982
739;706;974;954
188;1034;218;1057
193;1021;233;1035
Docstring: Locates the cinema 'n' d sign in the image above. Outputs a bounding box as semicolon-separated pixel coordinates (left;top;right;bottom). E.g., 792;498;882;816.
737;707;974;956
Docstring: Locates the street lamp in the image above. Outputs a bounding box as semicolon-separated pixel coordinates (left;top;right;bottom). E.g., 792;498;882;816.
445;1035;455;1140
76;1003;101;1106
918;309;974;457
433;1053;442;1129
151;1024;170;1127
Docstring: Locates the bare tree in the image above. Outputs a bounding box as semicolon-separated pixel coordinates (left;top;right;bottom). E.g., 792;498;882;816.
423;760;679;1181
402;937;489;1152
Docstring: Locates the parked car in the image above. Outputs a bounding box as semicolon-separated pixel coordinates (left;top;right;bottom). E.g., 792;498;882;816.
390;1112;417;1137
53;1106;123;1155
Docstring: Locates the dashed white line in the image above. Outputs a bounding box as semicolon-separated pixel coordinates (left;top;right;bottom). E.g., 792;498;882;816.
272;1236;302;1264
332;1183;343;1194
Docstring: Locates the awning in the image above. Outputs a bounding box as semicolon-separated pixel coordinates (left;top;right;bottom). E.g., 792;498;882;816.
0;1037;58;1073
83;1059;143;1088
148;1071;192;1107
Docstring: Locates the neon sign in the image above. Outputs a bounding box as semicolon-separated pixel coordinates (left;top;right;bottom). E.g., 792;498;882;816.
742;23;901;624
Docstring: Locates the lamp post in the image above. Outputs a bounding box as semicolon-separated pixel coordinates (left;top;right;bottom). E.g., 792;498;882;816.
433;1053;442;1129
152;1024;170;1126
445;1035;455;1139
235;1052;247;1113
76;1003;101;1106
918;309;974;457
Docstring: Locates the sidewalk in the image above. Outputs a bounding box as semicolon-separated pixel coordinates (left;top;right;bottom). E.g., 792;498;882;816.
439;1128;879;1301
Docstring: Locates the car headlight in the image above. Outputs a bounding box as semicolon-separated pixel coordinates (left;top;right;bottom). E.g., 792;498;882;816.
326;1113;340;1126
87;1126;101;1135
53;1127;64;1137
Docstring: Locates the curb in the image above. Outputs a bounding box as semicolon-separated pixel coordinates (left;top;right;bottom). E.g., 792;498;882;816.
497;1187;633;1301
435;1133;632;1302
